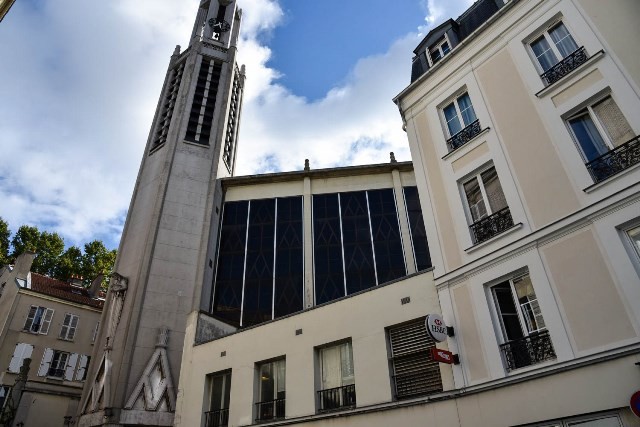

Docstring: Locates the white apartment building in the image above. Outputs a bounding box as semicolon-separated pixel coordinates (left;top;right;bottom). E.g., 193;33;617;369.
394;0;640;425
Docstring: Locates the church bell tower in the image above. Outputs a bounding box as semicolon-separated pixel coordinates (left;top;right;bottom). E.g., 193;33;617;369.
77;1;245;425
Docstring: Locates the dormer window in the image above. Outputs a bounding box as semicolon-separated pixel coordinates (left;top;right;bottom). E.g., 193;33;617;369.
429;38;450;65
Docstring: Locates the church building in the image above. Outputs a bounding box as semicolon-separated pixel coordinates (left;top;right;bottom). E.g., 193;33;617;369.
77;0;640;426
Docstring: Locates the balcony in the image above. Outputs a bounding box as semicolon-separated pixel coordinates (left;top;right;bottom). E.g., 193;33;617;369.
317;384;356;412
469;207;514;244
499;330;556;372
255;398;285;422
586;135;640;183
205;408;229;427
540;46;588;86
446;119;482;152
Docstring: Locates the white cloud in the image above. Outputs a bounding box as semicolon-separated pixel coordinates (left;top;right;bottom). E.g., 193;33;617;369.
0;0;475;249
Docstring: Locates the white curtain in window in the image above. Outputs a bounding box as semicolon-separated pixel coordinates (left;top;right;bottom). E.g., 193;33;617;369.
321;346;342;389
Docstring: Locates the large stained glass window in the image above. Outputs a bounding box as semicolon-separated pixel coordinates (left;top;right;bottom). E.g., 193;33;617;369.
368;189;406;283
242;199;276;327
313;194;345;305
212;201;248;326
274;197;304;318
341;192;376;295
212;197;304;327
403;187;432;272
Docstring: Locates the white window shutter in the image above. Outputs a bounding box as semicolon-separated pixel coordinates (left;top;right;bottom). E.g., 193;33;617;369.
75;355;88;381
65;353;79;381
38;348;54;377
8;343;32;373
68;315;79;340
24;306;37;331
91;321;100;343
40;308;54;335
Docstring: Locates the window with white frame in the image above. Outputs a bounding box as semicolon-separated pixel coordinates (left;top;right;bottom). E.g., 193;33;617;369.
462;166;514;244
205;370;231;427
429;38;450;65
317;341;355;412
626;225;640;260
256;359;285;421
529;21;579;73
38;348;77;379
59;313;79;341
567;95;635;163
7;343;33;373
442;92;477;138
23;306;54;334
490;272;555;371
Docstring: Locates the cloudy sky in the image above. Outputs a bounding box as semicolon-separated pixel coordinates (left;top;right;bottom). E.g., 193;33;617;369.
0;0;473;250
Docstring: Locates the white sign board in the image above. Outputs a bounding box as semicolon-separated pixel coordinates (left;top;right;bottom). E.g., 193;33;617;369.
426;314;448;342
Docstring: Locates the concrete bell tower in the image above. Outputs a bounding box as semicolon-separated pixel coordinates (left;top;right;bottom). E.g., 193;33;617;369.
77;1;245;425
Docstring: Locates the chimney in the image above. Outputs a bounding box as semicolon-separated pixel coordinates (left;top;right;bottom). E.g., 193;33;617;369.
88;274;104;298
68;274;84;287
13;252;36;281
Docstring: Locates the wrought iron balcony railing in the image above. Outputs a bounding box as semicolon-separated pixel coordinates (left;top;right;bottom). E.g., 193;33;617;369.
585;135;640;183
255;398;285;421
317;384;356;412
446;119;483;152
205;408;229;427
499;330;556;372
469;207;514;244
541;46;588;86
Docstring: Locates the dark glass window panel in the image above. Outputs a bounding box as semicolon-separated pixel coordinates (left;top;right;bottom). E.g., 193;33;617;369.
242;199;276;327
274;197;304;318
313;194;345;305
340;192;376;295
403;187;432;272
493;282;525;342
212;201;248;326
368;189;406;284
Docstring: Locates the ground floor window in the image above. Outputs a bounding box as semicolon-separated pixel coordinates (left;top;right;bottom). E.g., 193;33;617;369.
525;411;623;427
256;359;285;421
205;371;231;427
317;341;355;412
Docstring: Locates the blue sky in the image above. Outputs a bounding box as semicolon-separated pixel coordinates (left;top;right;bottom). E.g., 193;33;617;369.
0;0;473;251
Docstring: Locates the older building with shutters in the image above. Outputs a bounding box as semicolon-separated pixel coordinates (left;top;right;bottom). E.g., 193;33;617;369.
0;254;103;426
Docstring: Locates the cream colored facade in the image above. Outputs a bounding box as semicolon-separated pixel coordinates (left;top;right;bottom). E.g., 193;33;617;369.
0;257;103;426
174;163;460;426
393;0;640;425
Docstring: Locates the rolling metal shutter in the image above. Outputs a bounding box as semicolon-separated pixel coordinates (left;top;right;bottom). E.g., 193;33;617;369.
388;319;443;399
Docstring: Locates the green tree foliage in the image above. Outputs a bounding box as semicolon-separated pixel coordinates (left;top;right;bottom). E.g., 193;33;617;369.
80;240;117;288
0;217;9;266
11;226;65;276
55;245;83;281
1;218;117;289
